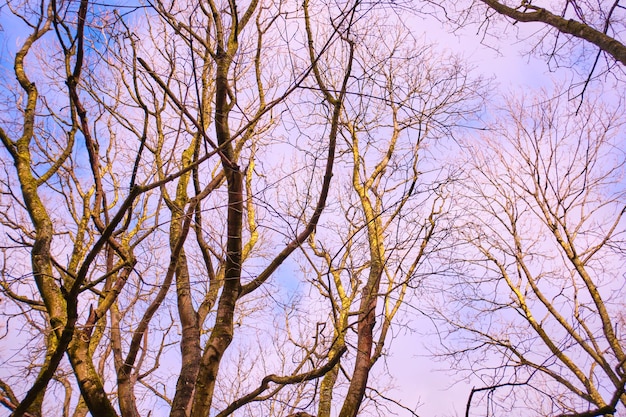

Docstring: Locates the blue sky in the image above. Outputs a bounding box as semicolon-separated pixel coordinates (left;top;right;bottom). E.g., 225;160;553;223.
0;1;620;416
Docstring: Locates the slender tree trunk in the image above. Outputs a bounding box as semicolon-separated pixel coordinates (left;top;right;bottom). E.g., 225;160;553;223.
111;302;139;417
337;266;381;417
67;333;119;417
190;40;244;416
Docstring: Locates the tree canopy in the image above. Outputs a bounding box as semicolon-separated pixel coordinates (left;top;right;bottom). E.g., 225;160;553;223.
0;0;624;416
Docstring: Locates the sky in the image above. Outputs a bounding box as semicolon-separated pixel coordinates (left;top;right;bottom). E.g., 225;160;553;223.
0;1;620;417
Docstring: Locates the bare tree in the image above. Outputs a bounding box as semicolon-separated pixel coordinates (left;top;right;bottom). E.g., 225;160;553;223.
2;0;349;414
275;10;485;417
435;87;626;417
0;0;174;414
453;0;626;101
474;0;626;65
0;0;494;415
